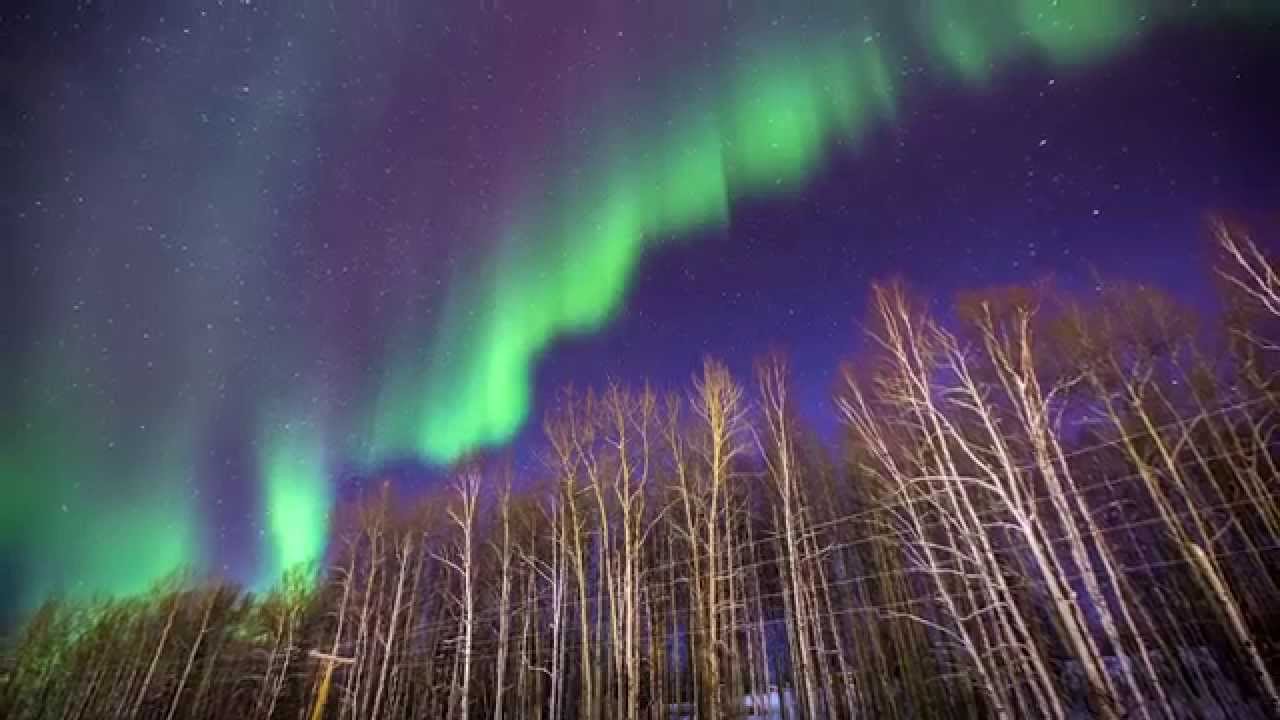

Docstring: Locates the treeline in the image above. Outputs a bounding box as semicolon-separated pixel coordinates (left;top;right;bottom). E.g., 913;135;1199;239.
4;221;1280;720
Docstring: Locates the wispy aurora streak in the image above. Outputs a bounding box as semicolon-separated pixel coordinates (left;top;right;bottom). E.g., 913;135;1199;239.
258;418;332;588
4;0;1273;612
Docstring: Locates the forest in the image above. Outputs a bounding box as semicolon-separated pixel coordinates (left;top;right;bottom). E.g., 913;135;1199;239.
3;219;1279;720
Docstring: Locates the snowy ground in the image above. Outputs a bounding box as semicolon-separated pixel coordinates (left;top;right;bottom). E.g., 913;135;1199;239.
664;647;1272;719
668;689;798;719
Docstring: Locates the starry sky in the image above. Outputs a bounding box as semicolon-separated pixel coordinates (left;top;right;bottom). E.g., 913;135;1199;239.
3;1;1278;623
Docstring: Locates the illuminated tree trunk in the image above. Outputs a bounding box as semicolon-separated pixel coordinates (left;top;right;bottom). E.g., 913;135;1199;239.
131;590;179;719
493;484;514;720
438;471;480;720
759;359;823;720
371;534;411;719
166;589;216;720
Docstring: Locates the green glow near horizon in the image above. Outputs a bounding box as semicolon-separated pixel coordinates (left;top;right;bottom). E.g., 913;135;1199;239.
1;370;199;611
372;0;1253;466
257;419;332;589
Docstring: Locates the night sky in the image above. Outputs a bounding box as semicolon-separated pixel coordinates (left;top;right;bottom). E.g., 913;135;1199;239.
3;1;1278;622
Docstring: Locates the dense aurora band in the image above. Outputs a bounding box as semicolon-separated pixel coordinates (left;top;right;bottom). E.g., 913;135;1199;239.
3;0;1275;615
365;0;1273;462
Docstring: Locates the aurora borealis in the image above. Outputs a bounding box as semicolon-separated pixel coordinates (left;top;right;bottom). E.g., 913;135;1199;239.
3;1;1278;621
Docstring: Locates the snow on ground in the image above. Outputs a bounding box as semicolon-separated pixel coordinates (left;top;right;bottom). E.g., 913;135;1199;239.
668;688;798;719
